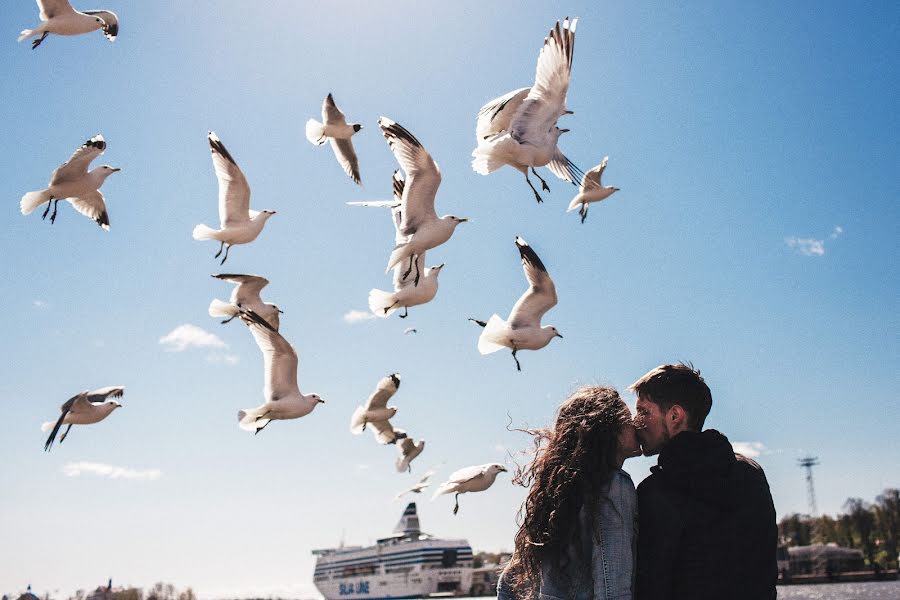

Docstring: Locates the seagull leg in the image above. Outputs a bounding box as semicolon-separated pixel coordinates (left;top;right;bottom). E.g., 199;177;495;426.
399;306;409;318
214;241;224;259
531;167;550;192
49;199;60;224
32;32;48;49
413;258;421;286
580;205;588;224
254;420;272;435
41;196;54;220
512;348;522;372
525;172;544;204
453;493;460;515
220;315;237;324
59;424;73;444
384;301;399;315
220;244;231;265
402;254;415;281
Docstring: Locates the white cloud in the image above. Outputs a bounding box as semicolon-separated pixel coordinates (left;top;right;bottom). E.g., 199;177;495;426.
159;324;227;352
33;299;48;308
62;461;162;481
207;353;240;366
785;237;825;256
731;441;767;459
495;443;507;454
343;309;375;324
830;225;844;239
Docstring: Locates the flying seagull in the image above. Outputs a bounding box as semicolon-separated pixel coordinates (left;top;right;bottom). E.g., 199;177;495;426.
403;328;418;335
394;469;435;500
236;308;324;434
192;132;276;265
19;1;118;49
20;134;121;229
365;172;446;317
209;273;282;330
469;237;562;371
350;373;407;444
471;18;582;203
396;437;425;473
41;386;124;451
379;117;469;286
432;463;507;515
305;93;363;185
567;156;619;223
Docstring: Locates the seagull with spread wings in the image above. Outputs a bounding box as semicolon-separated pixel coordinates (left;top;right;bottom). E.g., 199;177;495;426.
469;237;563;371
432;463;507;515
236;308;324;434
350;373;408;445
472;18;583;203
209;273;282;330
305;93;363;185
364;172;446;317
20;134;121;229
395;469;434;500
192;132;276;265
567;156;620;223
41;386;124;451
379;117;469;286
19;0;118;49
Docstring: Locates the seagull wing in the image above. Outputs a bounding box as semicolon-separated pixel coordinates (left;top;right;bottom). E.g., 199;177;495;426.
85;386;125;403
364;374;400;410
321;93;347;126
547;149;586;185
44;391;85;451
37;0;75;21
329;138;361;185
50;135;106;185
475;87;530;141
509;18;577;145
208;132;251;228
213;274;270;306
579;157;608;191
508;237;557;328
241;311;298;401
378;118;440;235
446;464;488;485
82;10;119;41
67;191;110;230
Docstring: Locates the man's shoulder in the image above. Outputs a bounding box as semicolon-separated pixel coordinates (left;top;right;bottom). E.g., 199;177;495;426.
636;466;665;496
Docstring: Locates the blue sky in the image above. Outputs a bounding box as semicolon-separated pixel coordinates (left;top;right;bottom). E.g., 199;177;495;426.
1;1;897;598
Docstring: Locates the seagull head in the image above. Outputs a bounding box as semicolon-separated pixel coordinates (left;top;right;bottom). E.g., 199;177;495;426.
95;165;121;179
428;263;445;276
544;326;564;341
488;464;508;476
609;186;621;193
308;393;325;405
109;401;123;409
444;215;470;228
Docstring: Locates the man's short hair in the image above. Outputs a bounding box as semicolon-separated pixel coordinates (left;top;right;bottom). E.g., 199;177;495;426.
629;363;712;431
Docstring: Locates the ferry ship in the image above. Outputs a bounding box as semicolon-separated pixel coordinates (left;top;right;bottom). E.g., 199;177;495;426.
312;503;474;599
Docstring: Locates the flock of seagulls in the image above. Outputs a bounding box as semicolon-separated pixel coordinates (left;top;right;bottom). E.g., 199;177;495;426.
19;7;621;512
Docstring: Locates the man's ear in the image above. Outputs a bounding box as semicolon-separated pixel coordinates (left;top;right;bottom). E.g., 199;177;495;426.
666;404;689;434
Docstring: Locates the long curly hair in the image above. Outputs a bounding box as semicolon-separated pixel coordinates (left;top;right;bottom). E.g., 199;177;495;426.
506;385;631;598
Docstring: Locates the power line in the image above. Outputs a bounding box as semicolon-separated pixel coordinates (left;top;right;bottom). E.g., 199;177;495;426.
798;456;820;516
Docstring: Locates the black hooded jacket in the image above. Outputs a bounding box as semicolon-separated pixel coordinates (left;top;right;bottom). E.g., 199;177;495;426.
635;429;776;600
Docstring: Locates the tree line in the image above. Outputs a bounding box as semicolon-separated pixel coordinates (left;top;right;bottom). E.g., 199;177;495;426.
778;488;899;569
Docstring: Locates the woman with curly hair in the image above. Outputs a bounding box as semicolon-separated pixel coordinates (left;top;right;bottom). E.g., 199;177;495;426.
498;385;641;599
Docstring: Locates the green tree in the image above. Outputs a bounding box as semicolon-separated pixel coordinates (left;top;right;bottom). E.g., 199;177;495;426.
778;513;812;546
844;498;877;564
873;488;899;568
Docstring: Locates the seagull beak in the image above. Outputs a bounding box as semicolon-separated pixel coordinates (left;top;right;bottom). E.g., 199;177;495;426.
111;167;122;172
556;333;564;339
499;466;508;472
317;398;326;404
278;309;284;314
564;110;574;115
458;218;470;223
559;129;571;134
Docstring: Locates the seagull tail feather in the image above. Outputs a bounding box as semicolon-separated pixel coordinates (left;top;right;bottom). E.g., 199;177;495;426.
20;189;52;215
349;406;367;434
40;421;55;433
208;298;238;319
470;145;504;175
368;288;398;318
305;119;327;145
477;315;508;355
237;408;269;432
385;243;411;273
567;194;587;212
192;223;220;241
18;29;35;42
432;482;455;500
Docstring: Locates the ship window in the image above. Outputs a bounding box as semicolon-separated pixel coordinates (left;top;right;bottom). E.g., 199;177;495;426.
441;549;458;568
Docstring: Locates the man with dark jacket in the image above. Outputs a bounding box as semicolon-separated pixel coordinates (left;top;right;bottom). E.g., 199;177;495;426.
630;363;776;600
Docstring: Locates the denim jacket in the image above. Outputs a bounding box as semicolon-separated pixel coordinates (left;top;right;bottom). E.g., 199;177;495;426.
498;469;637;600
